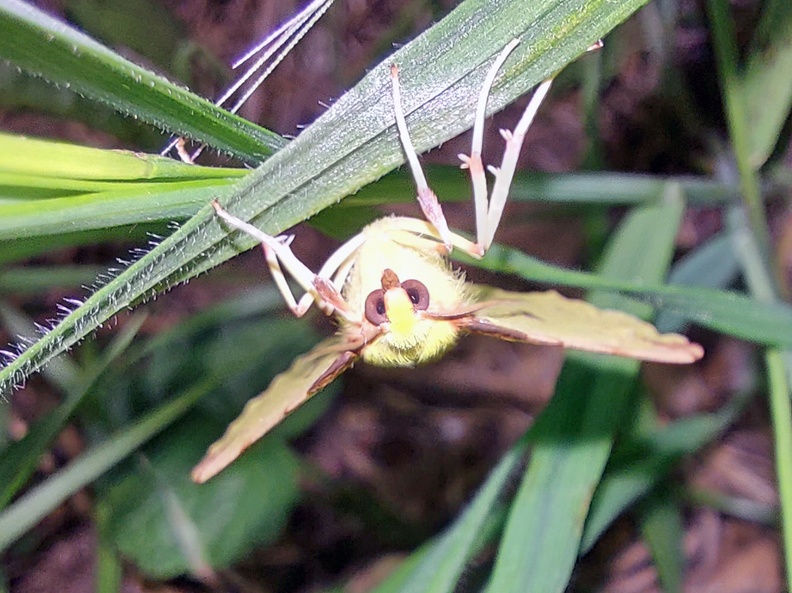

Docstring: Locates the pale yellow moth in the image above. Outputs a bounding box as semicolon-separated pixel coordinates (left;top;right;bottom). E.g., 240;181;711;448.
192;40;703;483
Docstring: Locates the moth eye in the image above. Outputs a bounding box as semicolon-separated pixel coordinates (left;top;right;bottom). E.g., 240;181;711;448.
365;289;388;325
401;279;430;311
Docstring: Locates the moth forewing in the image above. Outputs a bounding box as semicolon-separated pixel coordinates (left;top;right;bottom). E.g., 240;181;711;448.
465;287;704;364
191;335;359;483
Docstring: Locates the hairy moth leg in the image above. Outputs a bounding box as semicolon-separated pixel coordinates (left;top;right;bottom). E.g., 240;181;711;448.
211;200;363;319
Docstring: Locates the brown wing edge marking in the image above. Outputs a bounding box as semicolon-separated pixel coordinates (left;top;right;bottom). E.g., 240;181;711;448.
307;350;358;396
460;317;563;346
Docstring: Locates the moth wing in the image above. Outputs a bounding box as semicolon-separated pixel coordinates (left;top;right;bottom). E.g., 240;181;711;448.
192;335;357;483
464;286;703;364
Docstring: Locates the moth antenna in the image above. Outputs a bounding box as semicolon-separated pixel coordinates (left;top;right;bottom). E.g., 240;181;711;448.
223;0;335;116
162;0;335;159
231;0;329;70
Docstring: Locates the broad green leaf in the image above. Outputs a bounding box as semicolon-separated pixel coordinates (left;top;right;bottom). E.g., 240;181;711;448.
0;0;652;398
0;382;204;552
468;287;703;363
85;304;327;576
100;422;299;577
0;0;284;162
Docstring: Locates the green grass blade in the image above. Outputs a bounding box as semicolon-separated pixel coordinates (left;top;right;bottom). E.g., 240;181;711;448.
742;0;792;167
0;179;236;240
372;437;529;593
482;183;684;593
766;347;792;580
0;381;205;552
727;192;792;593
707;0;769;251
0;0;284;163
0;0;653;397
0;132;246;182
640;494;684;593
95;501;124;593
581;389;749;551
343;167;739;207
0;313;145;509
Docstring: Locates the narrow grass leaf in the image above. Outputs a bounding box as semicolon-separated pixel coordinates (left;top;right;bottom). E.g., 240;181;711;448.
342;168;738;208
0;1;284;162
581;389;749;552
742;0;792;167
0;180;237;240
95;501;123;593
0;132;246;182
372;436;529;593
640;494;684;593
482;184;683;593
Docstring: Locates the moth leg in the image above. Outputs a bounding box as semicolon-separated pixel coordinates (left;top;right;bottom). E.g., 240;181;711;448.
483;77;553;250
212;200;362;319
390;64;453;252
458;38;520;254
386;217;483;258
456;40;554;252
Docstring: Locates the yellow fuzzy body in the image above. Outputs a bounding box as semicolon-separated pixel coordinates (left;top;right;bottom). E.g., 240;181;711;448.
340;217;470;367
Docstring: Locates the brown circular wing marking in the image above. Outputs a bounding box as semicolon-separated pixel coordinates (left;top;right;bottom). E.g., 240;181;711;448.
401;279;430;310
365;289;388;325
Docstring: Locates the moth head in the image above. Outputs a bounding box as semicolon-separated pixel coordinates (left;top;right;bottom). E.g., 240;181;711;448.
364;269;430;338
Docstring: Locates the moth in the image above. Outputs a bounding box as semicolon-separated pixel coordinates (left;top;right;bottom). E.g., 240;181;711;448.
192;40;703;483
